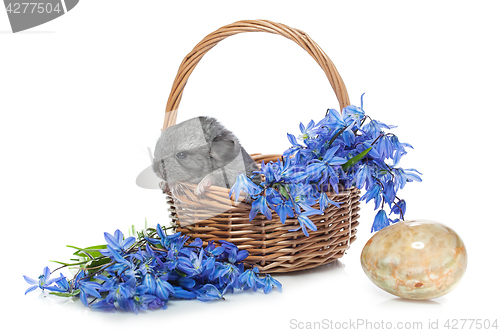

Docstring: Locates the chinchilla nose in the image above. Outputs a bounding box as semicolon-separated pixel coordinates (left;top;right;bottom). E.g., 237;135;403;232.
152;160;160;175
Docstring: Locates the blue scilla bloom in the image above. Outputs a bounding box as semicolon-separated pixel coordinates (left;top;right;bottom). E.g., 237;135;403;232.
130;293;158;314
383;180;397;206
318;192;341;211
50;273;70;293
343;94;366;127
239;267;264;292
73;270;103;307
91;299;116;312
389;136;414;166
280;161;308;184
196;284;224;302
372;209;390;232
104;246;134;275
155;277;175;301
390;199;407;217
362;118;396;138
230;172;263;200
355;164;373;190
178;249;205;277
393;168;422;190
375;135;394;160
320;108;345;130
105;277;136;310
249;195;273;221
270;197;295;224
297;119;323;141
215;261;243;289
147;297;167;310
148;225;185;249
284;133;307;157
360;183;384;210
323;145;348;166
100;229;135;257
262;274;283;294
201;256;216;279
205;240;225;256
172;286;197;299
218;240;249;263
288;183;317;212
23;266;65;294
290;208;323;237
255;160;278;186
140;273;156;295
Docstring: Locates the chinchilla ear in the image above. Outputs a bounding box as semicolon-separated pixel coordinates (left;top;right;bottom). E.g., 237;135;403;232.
210;134;240;167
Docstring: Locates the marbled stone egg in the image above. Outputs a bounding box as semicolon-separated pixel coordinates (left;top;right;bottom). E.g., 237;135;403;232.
360;220;467;300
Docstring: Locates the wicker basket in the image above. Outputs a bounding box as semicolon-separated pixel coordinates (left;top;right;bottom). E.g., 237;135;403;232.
161;20;361;273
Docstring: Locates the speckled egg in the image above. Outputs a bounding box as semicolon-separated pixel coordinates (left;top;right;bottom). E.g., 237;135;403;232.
360;220;467;300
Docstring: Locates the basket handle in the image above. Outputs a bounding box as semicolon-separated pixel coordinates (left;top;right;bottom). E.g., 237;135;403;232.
162;19;350;131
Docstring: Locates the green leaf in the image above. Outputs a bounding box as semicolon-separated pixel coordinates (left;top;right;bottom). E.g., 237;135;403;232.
49;259;93;267
67;244;106;259
50;290;81;298
342;147;372;171
278;184;290;200
85;257;112;275
271;183;289;199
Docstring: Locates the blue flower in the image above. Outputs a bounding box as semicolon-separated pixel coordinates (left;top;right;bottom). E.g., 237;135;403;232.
355;164;373;190
73;270;103;307
178;249;205;277
362;118;396;137
249;195;272;221
100;229;135;257
26;227;282;312
372;209;390;232
270;197;295;224
23;267;64;294
393;168;423;189
91;299;116;312
205;240;224;256
230;173;263;200
288;184;317;212
50;273;70;293
390;199;407;217
214;262;242;289
172;286;197;299
196;284;224;302
218;240;249;263
318;192;341;211
155;277;175;301
343;93;366;127
262;274;283;294
239;267;264;292
383;180;397;206
105;277;136;311
360;183;384;210
140;273;156;295
297;120;324;141
290;209;323;237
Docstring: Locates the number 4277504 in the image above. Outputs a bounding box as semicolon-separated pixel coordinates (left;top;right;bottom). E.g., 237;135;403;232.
6;2;62;14
444;319;498;330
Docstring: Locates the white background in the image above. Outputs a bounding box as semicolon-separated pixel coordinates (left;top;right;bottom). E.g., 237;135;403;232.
1;1;499;332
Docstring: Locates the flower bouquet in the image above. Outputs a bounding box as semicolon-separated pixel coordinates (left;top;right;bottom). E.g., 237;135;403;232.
229;94;421;236
23;223;281;313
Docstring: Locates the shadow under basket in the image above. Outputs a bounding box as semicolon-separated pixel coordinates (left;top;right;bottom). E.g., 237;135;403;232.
169;154;361;274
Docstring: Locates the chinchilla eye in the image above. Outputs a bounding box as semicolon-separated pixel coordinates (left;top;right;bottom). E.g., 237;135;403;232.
176;151;187;159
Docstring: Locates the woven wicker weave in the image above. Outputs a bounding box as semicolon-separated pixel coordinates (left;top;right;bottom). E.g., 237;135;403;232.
162;20;361;273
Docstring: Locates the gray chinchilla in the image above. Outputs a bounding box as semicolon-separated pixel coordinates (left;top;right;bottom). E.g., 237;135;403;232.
152;116;259;197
